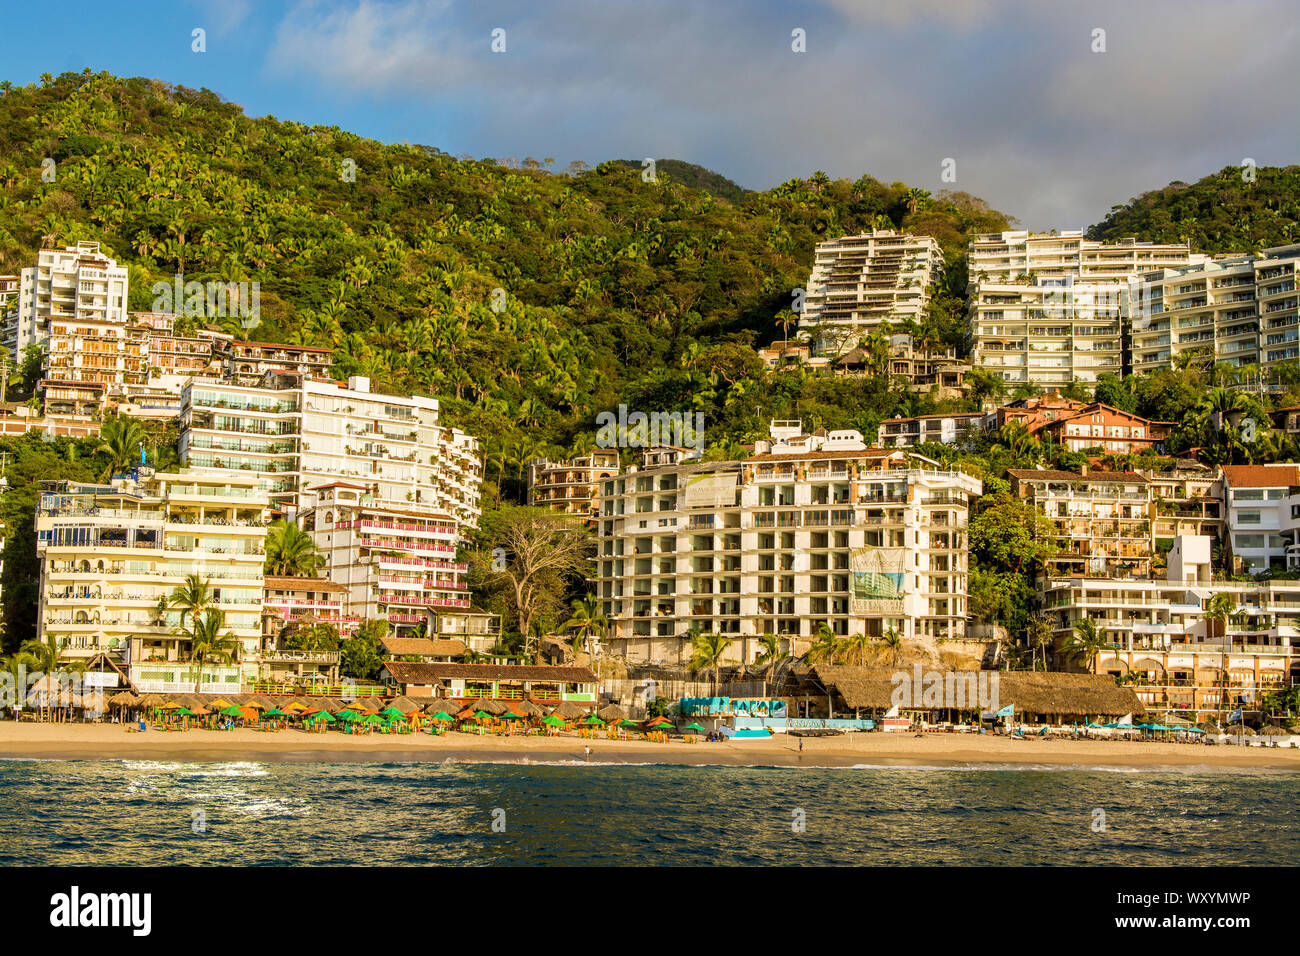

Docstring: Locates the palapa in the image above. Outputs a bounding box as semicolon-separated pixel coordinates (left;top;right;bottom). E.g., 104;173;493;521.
549;700;588;719
511;699;544;717
471;698;507;715
597;703;626;723
387;696;423;714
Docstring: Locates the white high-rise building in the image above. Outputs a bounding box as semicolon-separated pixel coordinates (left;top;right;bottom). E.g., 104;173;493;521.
1130;244;1300;374
798;230;944;355
595;422;981;666
179;372;482;525
7;241;129;358
967;231;1202;386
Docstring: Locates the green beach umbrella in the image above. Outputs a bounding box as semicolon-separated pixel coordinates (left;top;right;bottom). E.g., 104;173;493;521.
220;706;243;717
363;714;384;724
502;711;524;719
172;707;195;717
683;723;707;732
335;710;359;721
431;712;454;722
379;707;404;718
309;710;336;723
619;719;639;728
262;708;287;718
542;715;565;727
582;715;605;725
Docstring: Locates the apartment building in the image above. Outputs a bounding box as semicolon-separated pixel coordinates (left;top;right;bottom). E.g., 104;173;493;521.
595;422;982;666
35;472;269;693
1144;464;1225;547
1009;468;1153;578
527;449;620;519
0;275;19;351
968;231;1200;386
1130;244;1300;374
1043;535;1297;720
213;338;334;385
259;575;352;683
1036;403;1174;455
877;412;987;449
798;230;944;354
179;373;482;523
1220;463;1300;573
6;241;129;358
300;482;470;637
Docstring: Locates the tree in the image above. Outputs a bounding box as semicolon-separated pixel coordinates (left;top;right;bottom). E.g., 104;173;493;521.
168;573;213;631
1062;618;1109;673
471;506;594;662
753;632;789;693
877;626;902;666
561;595;607;661
968;492;1058;573
180;608;241;693
688;630;733;695
264;520;324;577
94;415;148;481
342;619;386;681
1204;593;1236;715
19;633;86;673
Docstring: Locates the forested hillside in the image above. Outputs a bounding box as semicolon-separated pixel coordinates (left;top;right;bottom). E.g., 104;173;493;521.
1088;164;1300;254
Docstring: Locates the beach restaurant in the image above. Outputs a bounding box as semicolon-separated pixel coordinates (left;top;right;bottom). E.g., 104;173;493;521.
379;662;599;704
796;665;1145;725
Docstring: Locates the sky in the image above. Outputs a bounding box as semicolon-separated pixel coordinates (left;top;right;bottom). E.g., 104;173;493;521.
3;0;1297;229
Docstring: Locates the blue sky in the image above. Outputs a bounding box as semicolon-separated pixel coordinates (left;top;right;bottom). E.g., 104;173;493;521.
3;0;1297;228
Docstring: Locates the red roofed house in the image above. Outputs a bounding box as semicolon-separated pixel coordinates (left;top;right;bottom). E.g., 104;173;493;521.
1220;463;1300;573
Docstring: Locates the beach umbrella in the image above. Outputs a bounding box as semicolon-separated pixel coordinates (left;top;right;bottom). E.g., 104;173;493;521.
379;707;405;719
618;719;639;728
262;708;288;718
209;697;234;710
243;699;266;710
582;715;605;725
220;706;244;717
238;707;259;721
335;710;359;721
160;701;183;711
647;716;673;726
501;710;525;719
542;715;566;727
474;710;496;722
308;710;336;723
682;723;707;733
431;712;454;722
190;705;211;716
363;714;385;725
172;706;195;717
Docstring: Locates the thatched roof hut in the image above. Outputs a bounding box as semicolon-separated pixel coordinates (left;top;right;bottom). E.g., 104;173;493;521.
549;700;588;719
137;693;167;709
597;703;626;723
108;691;140;707
807;666;1143;718
471;698;506;715
387;696;423;714
511;699;544;717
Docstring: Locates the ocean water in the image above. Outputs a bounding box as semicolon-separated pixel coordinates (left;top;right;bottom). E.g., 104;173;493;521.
0;759;1295;865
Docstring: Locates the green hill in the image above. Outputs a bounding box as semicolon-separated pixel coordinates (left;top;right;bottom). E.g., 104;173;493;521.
613;159;750;202
0;71;1011;476
1087;164;1300;255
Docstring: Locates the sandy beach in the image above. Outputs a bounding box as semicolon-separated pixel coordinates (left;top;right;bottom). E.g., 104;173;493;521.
1;723;1298;770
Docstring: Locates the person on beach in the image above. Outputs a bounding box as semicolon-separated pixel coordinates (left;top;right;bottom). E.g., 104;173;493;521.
584;746;591;762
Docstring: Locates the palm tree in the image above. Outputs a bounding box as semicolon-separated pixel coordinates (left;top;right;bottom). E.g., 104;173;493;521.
180;608;241;694
877;626;903;666
1026;616;1055;672
805;622;841;664
95;415;148;480
264;520;324;577
1204;593;1236;719
753;632;789;694
168;573;214;632
19;634;86;674
1062;618;1109;673
844;631;873;666
562;595;608;662
688;630;733;696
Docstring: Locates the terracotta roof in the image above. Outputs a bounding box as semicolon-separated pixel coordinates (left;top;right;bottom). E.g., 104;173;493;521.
1220;464;1300;488
1041;403;1177;429
263;575;347;593
880;412;987;424
1007;469;1148;483
381;637;466;658
380;662;598;684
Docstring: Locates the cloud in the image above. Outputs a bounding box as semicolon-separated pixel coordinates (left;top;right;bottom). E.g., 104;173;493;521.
260;0;1299;227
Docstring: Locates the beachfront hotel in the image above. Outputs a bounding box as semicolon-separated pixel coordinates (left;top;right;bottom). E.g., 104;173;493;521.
1130;244;1300;375
259;574;353;684
35;471;270;694
967;231;1201;386
594;421;982;666
298;482;471;638
179;372;483;523
797;230;944;355
1043;535;1299;721
1220;463;1300;573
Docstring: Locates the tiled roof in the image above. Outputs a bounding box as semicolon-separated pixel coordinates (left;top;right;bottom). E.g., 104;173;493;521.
1220;464;1300;488
1007;469;1148;483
